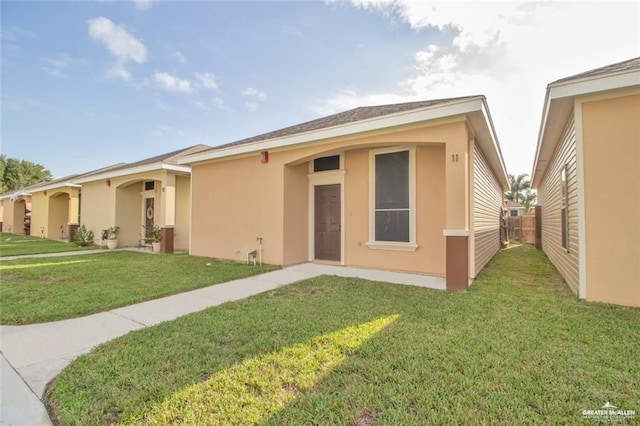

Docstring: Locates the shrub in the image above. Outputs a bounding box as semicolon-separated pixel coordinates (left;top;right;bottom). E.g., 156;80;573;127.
74;225;95;247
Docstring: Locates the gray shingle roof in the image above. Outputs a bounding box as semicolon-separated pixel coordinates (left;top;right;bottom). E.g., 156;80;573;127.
88;144;211;175
552;57;640;84
210;96;481;152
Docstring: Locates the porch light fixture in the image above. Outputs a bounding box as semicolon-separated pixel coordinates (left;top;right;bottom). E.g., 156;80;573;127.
44;191;47;196
106;179;111;187
261;151;269;164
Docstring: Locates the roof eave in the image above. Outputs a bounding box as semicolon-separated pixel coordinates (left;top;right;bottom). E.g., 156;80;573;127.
531;68;640;188
73;163;191;184
474;98;510;189
179;96;488;165
0;191;33;201
30;182;82;194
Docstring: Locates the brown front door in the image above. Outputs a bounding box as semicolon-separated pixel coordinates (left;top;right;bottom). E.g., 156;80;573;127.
315;184;341;261
145;198;155;231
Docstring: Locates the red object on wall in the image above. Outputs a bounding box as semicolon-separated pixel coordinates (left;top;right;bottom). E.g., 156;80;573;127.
261;151;269;164
107;179;111;187
44;191;47;196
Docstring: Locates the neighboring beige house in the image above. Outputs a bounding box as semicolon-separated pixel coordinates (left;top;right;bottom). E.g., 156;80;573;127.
72;145;210;253
532;57;640;307
181;97;509;290
28;164;128;242
506;200;525;217
0;187;34;235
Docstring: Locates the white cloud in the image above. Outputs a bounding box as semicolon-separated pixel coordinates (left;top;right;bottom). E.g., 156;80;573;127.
154;71;193;94
134;0;153;10
88;17;147;81
245;101;260;112
241;87;267;111
41;53;86;78
195;72;219;90
319;1;640;176
173;50;187;64
153;125;186;138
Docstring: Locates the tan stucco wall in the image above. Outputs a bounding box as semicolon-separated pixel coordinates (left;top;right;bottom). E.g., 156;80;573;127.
80;180;117;244
282;163;309;265
116;182;148;247
175;175;191;251
190;120;467;276
1;200;14;233
48;193;69;239
30;193;49;238
1;197;30;235
581;92;640;307
30;188;79;239
341;145;446;275
80;170;190;247
191;155;285;263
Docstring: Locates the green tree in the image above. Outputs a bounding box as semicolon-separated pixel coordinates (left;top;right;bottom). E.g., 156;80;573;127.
522;189;537;213
506;173;531;204
0;155;53;193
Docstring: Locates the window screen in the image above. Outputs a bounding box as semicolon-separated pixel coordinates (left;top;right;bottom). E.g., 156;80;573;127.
374;150;410;242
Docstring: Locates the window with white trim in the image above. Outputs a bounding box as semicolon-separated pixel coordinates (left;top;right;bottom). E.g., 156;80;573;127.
370;147;415;246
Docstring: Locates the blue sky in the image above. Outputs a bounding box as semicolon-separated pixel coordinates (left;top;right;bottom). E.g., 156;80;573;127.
2;1;638;179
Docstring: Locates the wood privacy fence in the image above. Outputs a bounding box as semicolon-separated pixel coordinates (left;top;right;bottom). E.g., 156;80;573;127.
507;210;538;245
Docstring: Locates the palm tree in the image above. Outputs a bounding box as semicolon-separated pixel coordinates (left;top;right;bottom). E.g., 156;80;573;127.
522;189;537;212
506;173;531;204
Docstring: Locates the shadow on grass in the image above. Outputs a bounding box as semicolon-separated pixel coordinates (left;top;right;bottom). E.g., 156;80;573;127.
46;245;640;425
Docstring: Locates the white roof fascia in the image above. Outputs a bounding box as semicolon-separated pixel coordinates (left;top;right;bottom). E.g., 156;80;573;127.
531;89;553;187
4;191;33;201
179;97;486;165
532;68;640;187
30;182;81;194
478;98;509;188
548;69;640;100
73;163;191;184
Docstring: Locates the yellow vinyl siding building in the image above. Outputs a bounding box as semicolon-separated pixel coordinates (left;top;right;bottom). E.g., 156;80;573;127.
532;57;640;307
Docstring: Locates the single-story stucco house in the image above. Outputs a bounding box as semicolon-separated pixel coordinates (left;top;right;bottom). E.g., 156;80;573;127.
70;144;210;253
531;57;640;307
27;163;130;242
180;96;509;290
506;200;525;217
0;186;35;235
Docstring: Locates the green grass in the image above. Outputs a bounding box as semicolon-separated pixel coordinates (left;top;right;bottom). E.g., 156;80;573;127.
46;244;640;425
0;252;277;324
0;232;95;257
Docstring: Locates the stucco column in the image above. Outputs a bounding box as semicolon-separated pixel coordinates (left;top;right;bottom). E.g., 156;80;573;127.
159;174;176;226
159;174;176;253
67;188;80;225
444;134;471;290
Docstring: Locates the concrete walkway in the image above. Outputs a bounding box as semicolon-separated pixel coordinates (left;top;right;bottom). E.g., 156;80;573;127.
0;262;444;425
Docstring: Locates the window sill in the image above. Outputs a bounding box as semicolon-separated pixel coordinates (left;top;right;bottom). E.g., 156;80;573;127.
365;242;418;252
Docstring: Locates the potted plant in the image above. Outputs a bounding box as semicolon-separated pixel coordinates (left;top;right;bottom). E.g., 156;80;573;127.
106;226;120;249
145;225;162;253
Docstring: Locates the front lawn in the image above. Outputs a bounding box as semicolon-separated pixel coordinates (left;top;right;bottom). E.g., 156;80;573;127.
0;252;277;324
0;232;94;257
46;244;640;425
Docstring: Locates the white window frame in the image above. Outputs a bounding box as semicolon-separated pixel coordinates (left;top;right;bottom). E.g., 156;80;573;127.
366;146;417;251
